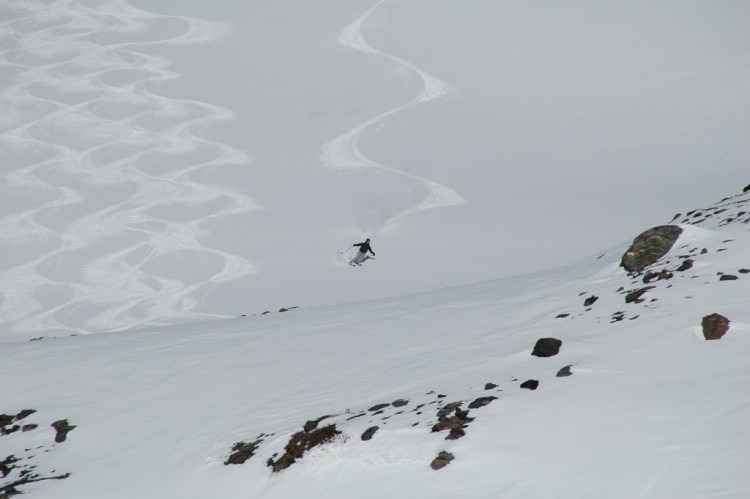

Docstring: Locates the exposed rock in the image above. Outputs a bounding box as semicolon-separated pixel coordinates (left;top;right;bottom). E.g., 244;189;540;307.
21;425;37;433
611;311;625;323
744;184;750;193
484;382;498;390
644;270;673;283
583;295;598;307
556;366;573;377
361;426;379;441
437;402;463;419
1;454;19;478
392;399;409;408
368;403;390;412
468;396;498;409
430;451;455;470
625;286;655;304
676;259;694;272
621;225;683;272
432;403;473;440
0;454;70;497
739;269;750;274
14;410;36;422
224;440;261;465
520;380;539;390
51;420;76;443
555;313;570;319
268;425;341;473
531;338;562;357
303;415;332;433
719;274;738;281
702;313;730;340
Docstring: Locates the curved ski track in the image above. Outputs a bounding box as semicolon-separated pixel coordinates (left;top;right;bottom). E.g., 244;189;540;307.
320;0;465;233
0;0;260;337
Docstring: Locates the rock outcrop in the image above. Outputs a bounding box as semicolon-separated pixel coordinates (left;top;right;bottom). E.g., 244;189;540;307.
621;225;683;272
267;425;341;473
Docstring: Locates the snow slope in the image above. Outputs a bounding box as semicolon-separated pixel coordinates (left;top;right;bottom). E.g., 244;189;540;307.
1;191;749;498
2;0;749;339
1;1;749;496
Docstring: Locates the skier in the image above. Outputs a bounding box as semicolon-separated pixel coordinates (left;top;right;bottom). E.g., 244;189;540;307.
350;238;375;266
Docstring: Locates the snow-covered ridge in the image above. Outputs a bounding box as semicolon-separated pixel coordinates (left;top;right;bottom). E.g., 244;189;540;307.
1;188;748;498
0;1;259;339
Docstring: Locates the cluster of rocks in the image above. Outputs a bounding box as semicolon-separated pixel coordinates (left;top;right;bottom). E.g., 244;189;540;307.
224;335;572;474
266;425;341;473
240;306;300;318
220;189;749;482
670;188;750;227
559;194;746;334
1;410;73;497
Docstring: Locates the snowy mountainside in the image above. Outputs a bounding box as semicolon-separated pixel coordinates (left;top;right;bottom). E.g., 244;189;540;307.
1;189;748;498
2;0;750;340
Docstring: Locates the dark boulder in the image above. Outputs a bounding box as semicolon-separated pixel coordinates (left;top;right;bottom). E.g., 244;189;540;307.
583;295;598;307
532;338;562;357
51;419;76;443
719;274;738;281
556;365;573;377
676;259;693;272
430;451;455;470
14;410;36;422
625;286;655;304
702;313;730;340
361;426;379;441
224;440;261;465
484;382;498;390
392;399;409;408
621;225;683;272
520;380;539;390
644;270;673;283
468;396;498;409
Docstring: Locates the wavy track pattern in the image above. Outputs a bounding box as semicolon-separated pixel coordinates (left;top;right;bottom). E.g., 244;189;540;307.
0;0;260;337
320;0;465;232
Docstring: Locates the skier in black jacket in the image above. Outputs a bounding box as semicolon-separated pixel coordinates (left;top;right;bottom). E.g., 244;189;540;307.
350;239;375;266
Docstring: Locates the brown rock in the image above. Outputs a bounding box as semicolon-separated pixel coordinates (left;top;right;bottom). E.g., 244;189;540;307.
702;313;730;340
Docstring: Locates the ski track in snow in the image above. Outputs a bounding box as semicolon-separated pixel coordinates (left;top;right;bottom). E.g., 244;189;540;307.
320;0;465;234
0;0;260;337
